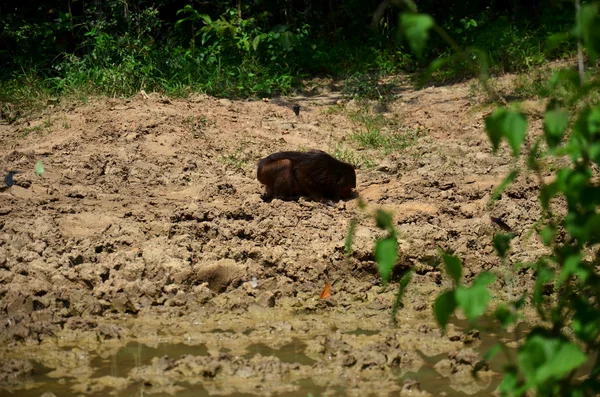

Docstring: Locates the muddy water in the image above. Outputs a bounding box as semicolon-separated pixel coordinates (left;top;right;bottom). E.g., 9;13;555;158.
3;314;524;397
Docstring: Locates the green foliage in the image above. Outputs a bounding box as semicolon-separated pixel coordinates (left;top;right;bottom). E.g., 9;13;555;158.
492;233;516;259
375;236;398;283
0;0;578;108
544;100;570;149
35;160;45;176
358;0;600;396
490;170;520;205
432;251;496;331
342;72;394;101
219;146;250;170
390;2;600;395
343;204;405;323
391;270;413;324
373;209;398;285
331;146;376;169
485;108;527;156
348;111;416;156
455;272;495;322
576;3;600;62
441;250;463;283
509;331;587;395
400;13;434;57
433;290;457;330
344;219;358;257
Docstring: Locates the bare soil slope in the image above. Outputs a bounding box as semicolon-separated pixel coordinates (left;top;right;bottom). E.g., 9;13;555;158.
0;80;546;396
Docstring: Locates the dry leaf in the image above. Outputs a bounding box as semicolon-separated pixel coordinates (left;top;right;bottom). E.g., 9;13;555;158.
320;282;331;299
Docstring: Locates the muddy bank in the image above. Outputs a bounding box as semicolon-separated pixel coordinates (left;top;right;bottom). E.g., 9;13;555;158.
1;83;545;395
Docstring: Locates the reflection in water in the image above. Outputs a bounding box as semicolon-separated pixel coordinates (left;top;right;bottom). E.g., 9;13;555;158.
344;329;381;336
211;328;237;334
1;318;536;397
407;351;499;397
451;314;529;371
401;314;530;396
91;342;209;378
244;338;317;366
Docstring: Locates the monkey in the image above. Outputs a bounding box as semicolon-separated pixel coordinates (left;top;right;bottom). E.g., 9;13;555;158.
257;150;357;202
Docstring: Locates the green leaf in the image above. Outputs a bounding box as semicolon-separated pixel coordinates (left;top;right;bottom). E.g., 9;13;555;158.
550;68;581;90
473;271;495;288
252;35;262;51
572;297;600;343
539;225;555;246
578;3;600;62
518;333;586;387
375;236;397;284
527;139;541;171
543;105;569;149
201;31;210;45
490;169;519;205
587;106;600;137
539;182;559;211
418;56;452;88
533;263;554;312
426;57;450;73
545;32;570;53
503;113;528;155
471;48;490;83
483;343;503;363
35;160;44;176
391;270;413;324
499;367;522;396
557;254;581;287
589;142;600;165
494;304;517;328
456;274;493;322
278;31;296;50
493;233;515;259
441;251;462;284
375;209;394;231
433;290;456;331
200;14;212;25
473;342;501;376
485;108;527;156
344;219;358;257
399;13;434;56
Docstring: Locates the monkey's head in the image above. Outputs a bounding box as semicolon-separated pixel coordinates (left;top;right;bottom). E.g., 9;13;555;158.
336;166;357;198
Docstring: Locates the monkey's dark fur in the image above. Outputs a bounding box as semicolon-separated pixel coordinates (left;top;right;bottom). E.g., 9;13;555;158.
257;150;356;201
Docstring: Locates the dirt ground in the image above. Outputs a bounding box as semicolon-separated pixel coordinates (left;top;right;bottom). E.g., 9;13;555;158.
0;77;549;396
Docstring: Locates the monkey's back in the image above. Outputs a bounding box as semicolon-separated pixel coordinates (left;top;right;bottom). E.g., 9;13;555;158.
257;151;321;183
257;150;356;200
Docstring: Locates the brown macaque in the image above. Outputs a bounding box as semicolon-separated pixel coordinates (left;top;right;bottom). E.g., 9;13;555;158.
257;150;357;202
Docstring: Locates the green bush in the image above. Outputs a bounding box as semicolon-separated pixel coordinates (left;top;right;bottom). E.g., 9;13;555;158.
346;1;600;395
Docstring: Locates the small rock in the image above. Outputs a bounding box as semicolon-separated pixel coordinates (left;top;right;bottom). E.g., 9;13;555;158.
402;379;421;392
377;158;398;174
341;354;357;367
192;283;214;304
256;291;276;308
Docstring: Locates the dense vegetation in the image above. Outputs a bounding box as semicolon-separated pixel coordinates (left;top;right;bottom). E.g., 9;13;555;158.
348;1;600;395
0;0;575;105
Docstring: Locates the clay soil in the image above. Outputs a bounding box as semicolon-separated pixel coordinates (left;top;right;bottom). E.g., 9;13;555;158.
0;78;548;396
